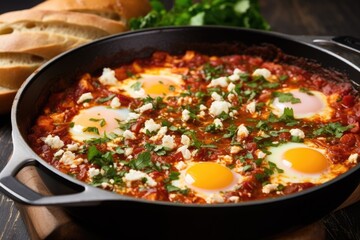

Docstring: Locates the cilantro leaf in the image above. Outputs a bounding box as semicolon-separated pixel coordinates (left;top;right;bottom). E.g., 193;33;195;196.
273;92;301;104
129;151;152;170
313;122;353;138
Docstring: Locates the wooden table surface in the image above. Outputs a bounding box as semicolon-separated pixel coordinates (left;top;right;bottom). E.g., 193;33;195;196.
0;0;360;239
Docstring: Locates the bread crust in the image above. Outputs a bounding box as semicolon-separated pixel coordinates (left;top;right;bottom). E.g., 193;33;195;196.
0;87;17;115
33;0;151;22
0;9;126;34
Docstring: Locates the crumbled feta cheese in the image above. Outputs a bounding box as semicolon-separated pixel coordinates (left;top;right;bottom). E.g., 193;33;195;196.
162;135;176;150
123;130;136;140
252;68;271;80
181;134;191;146
77;92;93;104
136;103;153;113
150;126;168;141
220;155;233;164
211;92;223;101
246;101;256;114
198;111;206;118
59;151;81;166
228;68;243;82
213;118;223;130
182;109;190;122
199;104;207;111
177;145;192;160
348;153;359;163
229;196;240;203
67;143;79;152
124;147;133;156
227;82;236;92
88;167;100;178
126;112;140;121
133;88;147;98
209;100;232;116
230;146;242;154
54;149;64;157
206;193;225;203
289;128;305;139
175;161;187;170
123;169;157;187
262;183;279;194
237;124;249;141
143;119;161;133
110;97;121;108
99;68;117;85
43;135;64;149
208;76;228;87
256;150;266;159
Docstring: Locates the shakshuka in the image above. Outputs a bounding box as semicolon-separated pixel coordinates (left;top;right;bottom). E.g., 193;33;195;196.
28;49;360;204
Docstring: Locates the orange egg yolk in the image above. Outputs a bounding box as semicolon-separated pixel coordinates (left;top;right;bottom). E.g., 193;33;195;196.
141;76;178;97
185;162;234;190
283;147;329;174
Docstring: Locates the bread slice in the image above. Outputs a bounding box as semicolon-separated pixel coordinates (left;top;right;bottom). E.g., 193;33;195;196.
0;20;108;41
33;0;151;23
0;87;17;115
0;9;127;35
0;52;45;89
0;32;86;59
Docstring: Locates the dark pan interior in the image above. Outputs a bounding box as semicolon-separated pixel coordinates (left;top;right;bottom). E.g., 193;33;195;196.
12;26;360;239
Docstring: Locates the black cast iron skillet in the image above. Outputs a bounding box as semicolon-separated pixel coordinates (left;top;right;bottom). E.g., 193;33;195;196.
1;26;360;239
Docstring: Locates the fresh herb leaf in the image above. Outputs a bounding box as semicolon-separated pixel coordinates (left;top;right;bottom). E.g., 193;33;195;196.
83;127;100;135
273;92;301;104
96;94;116;103
129;151;152;170
313;122;353;138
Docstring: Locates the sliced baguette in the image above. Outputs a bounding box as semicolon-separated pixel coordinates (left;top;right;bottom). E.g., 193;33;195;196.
0;87;17;115
0;9;127;35
33;0;151;23
0;52;45;89
0;32;86;59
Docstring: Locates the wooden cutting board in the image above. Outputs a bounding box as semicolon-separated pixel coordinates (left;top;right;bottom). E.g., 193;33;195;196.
15;165;360;240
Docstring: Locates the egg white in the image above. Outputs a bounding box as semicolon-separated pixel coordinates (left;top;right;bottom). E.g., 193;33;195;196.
109;67;184;99
266;142;346;185
271;88;333;120
172;161;242;203
69;106;130;141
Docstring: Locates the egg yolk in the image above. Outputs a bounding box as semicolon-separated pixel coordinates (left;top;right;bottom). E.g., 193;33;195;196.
273;90;325;118
185;162;234;190
282;147;329;174
141;75;178;97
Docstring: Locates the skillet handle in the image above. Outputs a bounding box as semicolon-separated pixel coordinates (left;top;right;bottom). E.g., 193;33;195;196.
292;35;360;66
0;148;124;206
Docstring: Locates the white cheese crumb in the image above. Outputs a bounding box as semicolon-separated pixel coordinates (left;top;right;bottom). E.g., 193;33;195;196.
262;183;279;194
150;126;168;141
209;100;232;117
175;161;187;171
162;135;176;150
133;88;147;99
198;111;206;118
208;76;228;87
43;135;64;149
199;104;207;111
143;119;161;133
181;134;191;146
227;82;236;92
54;149;64;157
67;143;79;152
177;145;192;160
229;196;240;203
136;103;153;113
127;112;140;121
110;97;121;108
256;150;266;159
237;124;249;141
230;146;242;154
123;130;136;140
182;109;190;122
289;128;305;139
124;147;133;156
77;92;93;104
88;167;100;178
246;101;256;114
348;153;359;164
211;92;223;101
213;118;223;130
252;68;271;80
99;68;117;85
228;68;243;82
123;169;157;187
59;151;76;166
206;193;225;203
